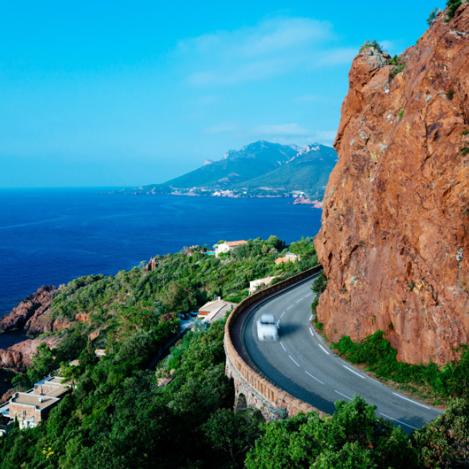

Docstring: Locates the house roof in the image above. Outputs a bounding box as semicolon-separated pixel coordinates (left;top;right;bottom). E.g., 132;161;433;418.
198;299;237;322
33;382;69;398
10;392;59;411
224;240;247;247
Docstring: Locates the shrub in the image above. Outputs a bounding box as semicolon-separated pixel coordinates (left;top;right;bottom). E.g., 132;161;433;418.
334;331;469;400
389;56;405;79
446;0;463;20
360;40;383;53
427;8;441;25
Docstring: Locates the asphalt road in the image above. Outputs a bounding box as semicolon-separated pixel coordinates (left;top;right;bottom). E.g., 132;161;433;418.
242;275;442;432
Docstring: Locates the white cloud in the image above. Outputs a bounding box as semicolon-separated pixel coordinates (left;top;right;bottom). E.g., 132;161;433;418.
311;130;337;145
255;122;311;138
251;123;336;146
176;16;356;86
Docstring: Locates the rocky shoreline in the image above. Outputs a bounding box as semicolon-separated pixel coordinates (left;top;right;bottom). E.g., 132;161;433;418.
0;285;64;371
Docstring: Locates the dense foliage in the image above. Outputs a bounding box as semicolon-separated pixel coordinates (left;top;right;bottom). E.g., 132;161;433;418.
446;0;463;20
1;237;468;468
246;397;469;469
246;397;415;469
334;331;469;401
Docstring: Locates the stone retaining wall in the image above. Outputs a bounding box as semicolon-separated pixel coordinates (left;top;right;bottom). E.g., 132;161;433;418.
224;266;326;419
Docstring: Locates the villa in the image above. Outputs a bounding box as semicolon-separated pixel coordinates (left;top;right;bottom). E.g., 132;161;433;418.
198;298;238;323
214;240;248;257
275;252;300;265
0;375;70;431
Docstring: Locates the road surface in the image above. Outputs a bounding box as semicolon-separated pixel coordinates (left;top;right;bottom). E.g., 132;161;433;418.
241;275;442;431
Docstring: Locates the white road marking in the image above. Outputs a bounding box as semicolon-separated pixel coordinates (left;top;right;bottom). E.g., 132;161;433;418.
295;298;302;304
280;311;286;319
342;365;366;379
305;370;324;384
280;341;287;352
309;314;313;321
318;344;330;355
309;327;315;337
379;412;418;430
392;392;431;410
334;390;352;400
289;355;300;367
286;305;293;311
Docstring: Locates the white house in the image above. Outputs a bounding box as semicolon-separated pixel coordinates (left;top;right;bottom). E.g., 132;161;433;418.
214;240;248;257
249;276;276;294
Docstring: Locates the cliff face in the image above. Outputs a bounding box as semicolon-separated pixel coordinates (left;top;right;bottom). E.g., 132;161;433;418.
0;286;61;335
0;338;59;371
315;6;469;365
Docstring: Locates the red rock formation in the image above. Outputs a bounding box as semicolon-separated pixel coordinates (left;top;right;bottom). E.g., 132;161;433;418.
0;286;56;333
0;286;73;336
0;338;59;371
315;6;469;365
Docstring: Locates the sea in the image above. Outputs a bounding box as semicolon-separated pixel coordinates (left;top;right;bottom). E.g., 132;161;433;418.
0;188;322;321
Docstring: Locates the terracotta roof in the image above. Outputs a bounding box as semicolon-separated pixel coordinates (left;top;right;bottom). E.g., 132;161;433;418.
225;240;247;247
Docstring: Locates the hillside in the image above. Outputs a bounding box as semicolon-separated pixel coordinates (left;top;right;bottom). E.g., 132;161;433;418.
139;141;337;199
234;144;337;198
315;4;469;365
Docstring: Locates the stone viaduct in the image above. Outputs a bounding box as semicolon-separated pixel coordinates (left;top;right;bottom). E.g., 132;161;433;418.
224;265;326;420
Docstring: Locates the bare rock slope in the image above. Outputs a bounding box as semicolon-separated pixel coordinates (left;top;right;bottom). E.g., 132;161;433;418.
315;6;469;365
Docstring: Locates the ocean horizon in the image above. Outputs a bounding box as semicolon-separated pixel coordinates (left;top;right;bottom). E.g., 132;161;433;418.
0;188;321;317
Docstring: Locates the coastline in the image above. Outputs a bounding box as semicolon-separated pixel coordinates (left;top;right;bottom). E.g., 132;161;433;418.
0;191;322;317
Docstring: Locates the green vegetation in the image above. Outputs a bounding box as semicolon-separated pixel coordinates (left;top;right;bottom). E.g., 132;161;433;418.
334;331;469;400
0;320;255;468
389;55;405;79
446;0;463;20
427;8;441;25
0;237;468;468
460;146;469;156
360;40;383;53
246;397;415;468
247;396;469;469
398;108;405;121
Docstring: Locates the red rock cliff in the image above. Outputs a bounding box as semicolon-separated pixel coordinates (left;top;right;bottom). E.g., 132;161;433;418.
0;286;57;334
315;6;469;365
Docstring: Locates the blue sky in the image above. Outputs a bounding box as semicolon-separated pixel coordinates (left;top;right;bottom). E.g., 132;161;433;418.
1;1;444;187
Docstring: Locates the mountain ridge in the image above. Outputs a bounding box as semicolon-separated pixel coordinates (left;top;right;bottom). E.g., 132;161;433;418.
139;140;337;199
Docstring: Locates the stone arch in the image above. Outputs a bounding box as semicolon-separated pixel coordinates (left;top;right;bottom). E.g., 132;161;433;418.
235;393;247;412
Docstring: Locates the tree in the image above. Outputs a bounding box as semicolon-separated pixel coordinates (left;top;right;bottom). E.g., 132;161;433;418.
202;409;263;468
413;398;469;468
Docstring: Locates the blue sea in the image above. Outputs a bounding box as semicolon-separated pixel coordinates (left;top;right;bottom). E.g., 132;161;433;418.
0;188;322;318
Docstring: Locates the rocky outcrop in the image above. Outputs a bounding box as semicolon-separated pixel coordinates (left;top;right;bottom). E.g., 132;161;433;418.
0;286;56;333
0;286;73;336
315;6;469;365
0;338;59;371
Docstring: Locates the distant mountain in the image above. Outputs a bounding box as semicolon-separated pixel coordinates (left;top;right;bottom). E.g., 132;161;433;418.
139;140;337;199
233;144;337;198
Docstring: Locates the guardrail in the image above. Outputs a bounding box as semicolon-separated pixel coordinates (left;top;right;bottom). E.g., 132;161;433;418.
224;265;326;418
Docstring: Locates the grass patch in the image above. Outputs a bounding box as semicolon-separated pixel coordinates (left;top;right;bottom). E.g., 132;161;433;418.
460;146;469;156
333;331;469;401
389;56;405;79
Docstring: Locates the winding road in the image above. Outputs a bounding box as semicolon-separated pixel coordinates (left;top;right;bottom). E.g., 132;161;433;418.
240;274;442;431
